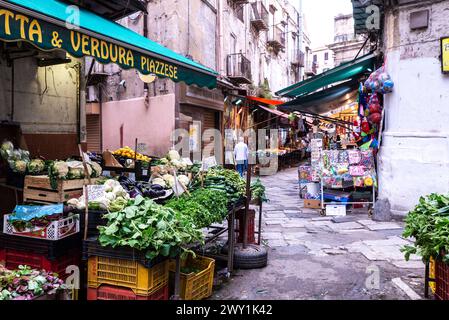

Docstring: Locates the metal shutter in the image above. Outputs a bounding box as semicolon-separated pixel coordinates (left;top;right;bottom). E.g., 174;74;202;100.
86;115;101;153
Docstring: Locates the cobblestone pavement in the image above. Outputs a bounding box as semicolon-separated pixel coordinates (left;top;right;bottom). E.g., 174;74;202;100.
212;167;428;300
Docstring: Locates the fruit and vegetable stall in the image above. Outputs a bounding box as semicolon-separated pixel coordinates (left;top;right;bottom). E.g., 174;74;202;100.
0;144;268;300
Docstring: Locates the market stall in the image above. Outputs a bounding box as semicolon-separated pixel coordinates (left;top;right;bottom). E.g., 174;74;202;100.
277;53;395;216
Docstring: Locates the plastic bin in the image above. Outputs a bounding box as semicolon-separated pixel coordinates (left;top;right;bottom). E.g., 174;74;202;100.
88;256;169;295
430;257;436;294
169;255;215;300
76;210;108;238
87;283;169;300
235;209;256;244
3;213;80;240
0;232;81;260
0;247;81;280
82;237;167;267
435;259;449;300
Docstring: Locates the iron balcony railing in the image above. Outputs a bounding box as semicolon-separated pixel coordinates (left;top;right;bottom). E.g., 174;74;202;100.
226;53;252;84
268;26;286;49
291;49;305;67
250;1;269;31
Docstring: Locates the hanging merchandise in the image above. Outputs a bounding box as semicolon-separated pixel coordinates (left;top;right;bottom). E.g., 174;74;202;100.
364;65;395;94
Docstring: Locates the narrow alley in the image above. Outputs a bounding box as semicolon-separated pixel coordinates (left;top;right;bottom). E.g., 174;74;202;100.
212;168;426;300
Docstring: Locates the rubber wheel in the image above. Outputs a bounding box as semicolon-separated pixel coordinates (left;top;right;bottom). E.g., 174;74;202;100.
223;244;268;269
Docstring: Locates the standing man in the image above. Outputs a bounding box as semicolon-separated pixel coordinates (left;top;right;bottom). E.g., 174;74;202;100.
234;137;248;177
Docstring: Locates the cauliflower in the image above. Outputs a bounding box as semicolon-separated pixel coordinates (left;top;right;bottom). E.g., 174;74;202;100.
51;161;69;179
158;158;169;165
104;179;121;192
13;160;28;174
104;192;116;201
0;140;13;160
67;161;85;179
162;174;175;188
90;162;103;177
178;175;190;187
152;178;166;188
27;159;45;174
167;150;180;161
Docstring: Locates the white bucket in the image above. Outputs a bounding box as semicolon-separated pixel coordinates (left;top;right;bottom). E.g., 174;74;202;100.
306;183;320;196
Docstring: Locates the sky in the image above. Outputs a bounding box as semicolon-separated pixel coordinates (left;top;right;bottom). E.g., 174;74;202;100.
291;0;353;48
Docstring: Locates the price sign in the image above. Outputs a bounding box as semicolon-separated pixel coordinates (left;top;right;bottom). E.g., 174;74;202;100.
86;185;106;202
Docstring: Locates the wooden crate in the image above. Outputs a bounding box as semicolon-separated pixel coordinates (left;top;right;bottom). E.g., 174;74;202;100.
303;199;321;209
23;175;99;204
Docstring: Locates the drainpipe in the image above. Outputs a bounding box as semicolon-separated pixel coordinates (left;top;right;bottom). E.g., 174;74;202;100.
297;0;303;79
216;0;223;75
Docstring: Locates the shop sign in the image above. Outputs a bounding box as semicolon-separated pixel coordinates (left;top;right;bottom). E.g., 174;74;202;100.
441;37;449;74
0;8;180;81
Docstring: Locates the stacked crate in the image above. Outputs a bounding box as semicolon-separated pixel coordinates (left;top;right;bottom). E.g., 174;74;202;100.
83;238;169;300
0;232;82;281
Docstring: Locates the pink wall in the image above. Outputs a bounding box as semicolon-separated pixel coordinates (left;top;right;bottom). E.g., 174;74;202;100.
102;94;175;157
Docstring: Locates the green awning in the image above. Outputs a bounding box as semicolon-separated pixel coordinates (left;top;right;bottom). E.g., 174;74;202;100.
275;53;377;98
0;0;218;89
280;79;360;114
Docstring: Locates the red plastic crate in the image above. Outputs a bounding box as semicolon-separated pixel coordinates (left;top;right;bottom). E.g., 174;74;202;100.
0;247;80;280
435;259;449;300
235;209;256;244
87;284;169;300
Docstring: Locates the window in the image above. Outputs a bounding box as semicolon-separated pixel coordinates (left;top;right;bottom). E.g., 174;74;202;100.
324;52;329;61
313;54;317;62
236;4;244;22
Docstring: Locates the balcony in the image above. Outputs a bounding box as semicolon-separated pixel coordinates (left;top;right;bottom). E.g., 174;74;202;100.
305;61;318;76
267;26;286;51
291;50;305;67
250;1;269;31
228;0;249;4
226;53;252;84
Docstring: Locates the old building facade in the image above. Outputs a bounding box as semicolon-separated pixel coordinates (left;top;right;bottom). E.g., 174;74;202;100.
85;0;306;158
351;0;449;218
329;13;368;66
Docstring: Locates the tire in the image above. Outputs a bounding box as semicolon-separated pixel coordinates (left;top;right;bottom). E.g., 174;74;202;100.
223;244;268;269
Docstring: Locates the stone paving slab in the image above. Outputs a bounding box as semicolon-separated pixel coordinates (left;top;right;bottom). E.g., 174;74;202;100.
263;232;284;240
391;260;425;269
266;239;288;247
327;222;364;231
364;222;403;231
281;221;307;228
362;236;410;247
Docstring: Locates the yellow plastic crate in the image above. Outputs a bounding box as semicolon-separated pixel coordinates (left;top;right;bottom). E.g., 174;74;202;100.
169;255;215;300
430;257;436;294
88;256;169;295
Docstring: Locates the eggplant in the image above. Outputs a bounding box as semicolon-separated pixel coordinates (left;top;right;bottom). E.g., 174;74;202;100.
156;190;166;198
129;187;143;199
151;184;164;191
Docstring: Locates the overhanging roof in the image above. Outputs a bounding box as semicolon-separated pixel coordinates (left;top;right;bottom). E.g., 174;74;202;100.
247;96;284;106
276;53;377;98
280;79;360;115
60;0;147;20
1;0;218;88
256;105;289;119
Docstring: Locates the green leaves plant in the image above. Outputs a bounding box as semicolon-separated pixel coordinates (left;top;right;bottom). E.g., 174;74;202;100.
98;196;204;259
402;193;449;263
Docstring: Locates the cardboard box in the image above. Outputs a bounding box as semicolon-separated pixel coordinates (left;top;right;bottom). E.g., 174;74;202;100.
303;199;321;209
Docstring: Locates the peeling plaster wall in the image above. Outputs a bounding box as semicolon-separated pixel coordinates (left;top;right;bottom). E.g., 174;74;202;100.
379;0;449;217
0;55;79;134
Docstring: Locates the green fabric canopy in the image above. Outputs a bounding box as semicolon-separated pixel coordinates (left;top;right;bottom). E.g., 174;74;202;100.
280;79;360;114
276;53;377;98
0;0;218;88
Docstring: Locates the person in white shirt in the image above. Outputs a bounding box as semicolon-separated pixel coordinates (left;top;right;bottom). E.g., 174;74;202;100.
234;137;249;177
